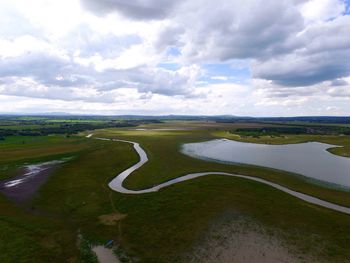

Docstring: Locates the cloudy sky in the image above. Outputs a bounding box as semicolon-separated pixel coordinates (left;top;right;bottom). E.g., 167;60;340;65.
0;0;349;116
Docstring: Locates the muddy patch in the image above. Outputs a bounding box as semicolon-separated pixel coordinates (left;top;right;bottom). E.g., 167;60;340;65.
178;213;325;263
92;246;120;263
0;160;65;204
98;212;127;226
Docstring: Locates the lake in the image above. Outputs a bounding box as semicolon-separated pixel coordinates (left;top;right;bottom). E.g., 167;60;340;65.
181;139;350;188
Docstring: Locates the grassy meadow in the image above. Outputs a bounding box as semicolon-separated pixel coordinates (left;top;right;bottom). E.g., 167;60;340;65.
0;120;350;262
0;135;90;180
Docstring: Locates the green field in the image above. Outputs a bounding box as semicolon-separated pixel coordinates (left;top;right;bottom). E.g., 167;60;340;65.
0;135;90;180
1;121;350;262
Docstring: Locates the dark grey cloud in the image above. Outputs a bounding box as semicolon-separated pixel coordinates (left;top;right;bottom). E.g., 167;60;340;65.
0;52;80;87
81;0;183;20
254;52;350;87
253;16;350;87
168;0;304;61
149;0;350;90
155;25;184;51
331;79;348;86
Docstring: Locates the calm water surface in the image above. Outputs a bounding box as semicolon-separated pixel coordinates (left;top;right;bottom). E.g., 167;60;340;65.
182;139;350;188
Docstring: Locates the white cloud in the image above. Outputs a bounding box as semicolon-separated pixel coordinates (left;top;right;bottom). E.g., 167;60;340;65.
301;0;345;22
0;35;67;59
211;76;229;81
0;0;349;115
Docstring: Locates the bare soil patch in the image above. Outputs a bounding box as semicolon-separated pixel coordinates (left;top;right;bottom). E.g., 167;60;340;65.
0;161;62;205
98;212;127;225
179;213;325;263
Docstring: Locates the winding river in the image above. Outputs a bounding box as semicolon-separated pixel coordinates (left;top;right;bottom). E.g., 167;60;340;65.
92;136;350;215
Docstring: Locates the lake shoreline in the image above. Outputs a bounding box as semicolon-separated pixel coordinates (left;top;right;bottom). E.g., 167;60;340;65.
182;139;350;189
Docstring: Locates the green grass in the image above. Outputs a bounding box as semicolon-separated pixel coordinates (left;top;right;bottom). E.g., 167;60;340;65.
0;123;59;130
46;119;107;124
35;128;350;262
0;137;109;262
0;194;79;263
114;177;350;262
1;122;350;262
0;135;90;180
91;128;350;208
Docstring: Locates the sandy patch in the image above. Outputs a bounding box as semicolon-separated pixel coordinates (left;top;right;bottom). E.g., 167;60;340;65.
98;212;127;225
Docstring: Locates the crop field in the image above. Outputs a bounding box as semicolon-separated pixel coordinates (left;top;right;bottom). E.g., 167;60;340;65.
0;120;350;262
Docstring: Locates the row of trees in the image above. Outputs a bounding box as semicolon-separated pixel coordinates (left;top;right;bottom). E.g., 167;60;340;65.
232;126;350;137
0;120;162;139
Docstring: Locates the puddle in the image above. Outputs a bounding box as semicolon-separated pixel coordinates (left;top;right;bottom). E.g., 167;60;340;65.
0;160;66;204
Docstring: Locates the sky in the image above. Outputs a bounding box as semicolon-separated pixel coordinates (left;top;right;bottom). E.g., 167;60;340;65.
0;0;350;116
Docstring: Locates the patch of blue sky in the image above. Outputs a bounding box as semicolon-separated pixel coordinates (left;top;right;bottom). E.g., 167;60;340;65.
166;47;181;57
157;62;182;71
119;34;143;46
157;47;182;71
326;0;349;21
345;0;350;14
200;62;251;85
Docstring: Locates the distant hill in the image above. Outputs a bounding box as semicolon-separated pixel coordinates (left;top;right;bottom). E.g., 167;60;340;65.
0;114;350;124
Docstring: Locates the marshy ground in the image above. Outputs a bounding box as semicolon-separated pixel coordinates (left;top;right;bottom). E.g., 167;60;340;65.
0;120;350;262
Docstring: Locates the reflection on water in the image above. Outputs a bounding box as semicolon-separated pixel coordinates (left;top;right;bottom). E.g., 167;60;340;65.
0;160;66;204
182;139;350;188
3;160;64;188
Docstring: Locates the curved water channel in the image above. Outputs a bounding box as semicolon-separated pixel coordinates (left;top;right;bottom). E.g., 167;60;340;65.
93;136;350;215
